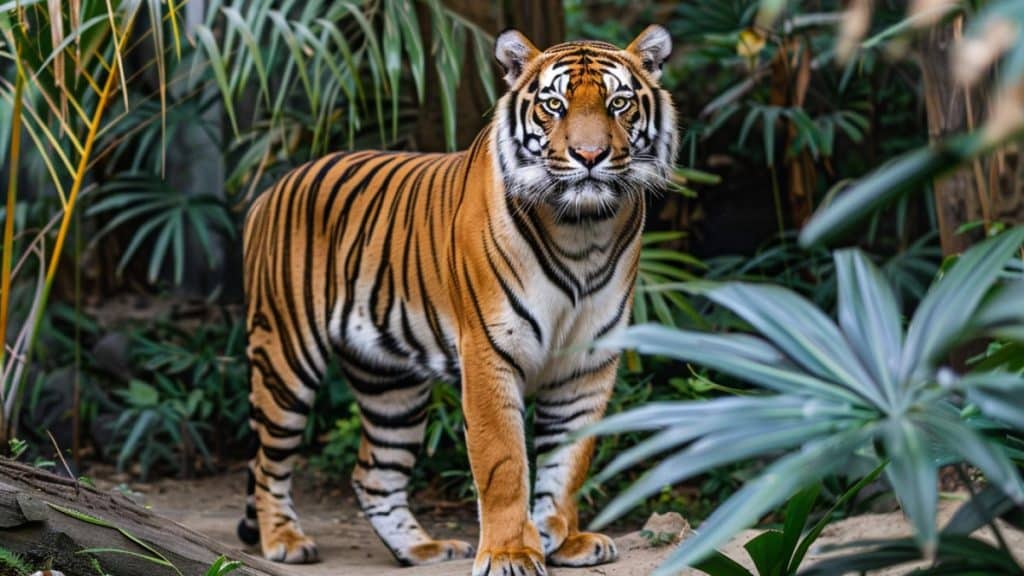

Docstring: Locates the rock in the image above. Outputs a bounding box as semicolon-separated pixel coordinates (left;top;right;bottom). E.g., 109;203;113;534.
91;332;134;379
21;367;76;472
643;511;691;536
616;512;691;551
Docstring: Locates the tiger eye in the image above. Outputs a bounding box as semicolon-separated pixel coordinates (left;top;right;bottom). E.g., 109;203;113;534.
545;98;564;114
610;97;628;111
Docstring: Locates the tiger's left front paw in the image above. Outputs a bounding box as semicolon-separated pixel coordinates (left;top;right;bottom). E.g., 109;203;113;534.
547;532;618;567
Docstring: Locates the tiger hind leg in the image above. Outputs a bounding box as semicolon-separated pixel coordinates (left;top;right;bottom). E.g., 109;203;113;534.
240;330;322;564
349;379;475;566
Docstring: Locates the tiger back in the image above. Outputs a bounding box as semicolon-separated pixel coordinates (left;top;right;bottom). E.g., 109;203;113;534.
238;25;677;576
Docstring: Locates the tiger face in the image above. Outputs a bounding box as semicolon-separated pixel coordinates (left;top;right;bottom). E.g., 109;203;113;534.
494;26;678;221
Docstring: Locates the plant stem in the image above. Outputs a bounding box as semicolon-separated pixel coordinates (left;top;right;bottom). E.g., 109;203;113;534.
954;463;1011;555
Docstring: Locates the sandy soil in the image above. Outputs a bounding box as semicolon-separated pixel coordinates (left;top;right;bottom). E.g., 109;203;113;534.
118;468;1024;576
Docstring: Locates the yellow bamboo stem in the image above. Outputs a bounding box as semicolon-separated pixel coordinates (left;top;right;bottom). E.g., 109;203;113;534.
0;64;25;400
45;29;124;285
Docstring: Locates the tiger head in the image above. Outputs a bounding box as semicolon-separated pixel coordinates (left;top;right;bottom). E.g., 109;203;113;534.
493;25;678;221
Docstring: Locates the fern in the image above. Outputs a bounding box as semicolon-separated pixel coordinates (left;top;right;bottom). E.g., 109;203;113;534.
0;547;33;576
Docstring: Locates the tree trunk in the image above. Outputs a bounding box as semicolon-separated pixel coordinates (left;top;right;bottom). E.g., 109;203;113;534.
0;458;284;576
919;19;987;255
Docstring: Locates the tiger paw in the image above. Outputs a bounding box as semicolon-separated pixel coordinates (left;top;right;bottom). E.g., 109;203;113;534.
262;528;319;564
472;547;547;576
536;514;569;555
402;539;476;565
548;532;618;567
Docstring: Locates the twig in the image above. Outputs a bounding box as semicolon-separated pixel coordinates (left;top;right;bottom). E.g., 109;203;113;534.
699;65;770;120
47;429;80;496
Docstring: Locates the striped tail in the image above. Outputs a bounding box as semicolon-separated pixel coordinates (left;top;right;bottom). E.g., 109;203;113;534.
237;437;261;546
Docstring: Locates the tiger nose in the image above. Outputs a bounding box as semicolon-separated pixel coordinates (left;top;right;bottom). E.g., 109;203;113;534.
569;145;609;168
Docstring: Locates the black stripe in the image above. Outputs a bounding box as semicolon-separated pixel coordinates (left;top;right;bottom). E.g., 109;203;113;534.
482;229;543;345
460;260;526;380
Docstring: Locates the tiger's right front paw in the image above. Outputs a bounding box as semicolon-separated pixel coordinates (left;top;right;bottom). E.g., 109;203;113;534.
472;547;546;576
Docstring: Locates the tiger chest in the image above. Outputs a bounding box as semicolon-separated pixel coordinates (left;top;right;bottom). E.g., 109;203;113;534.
482;240;639;394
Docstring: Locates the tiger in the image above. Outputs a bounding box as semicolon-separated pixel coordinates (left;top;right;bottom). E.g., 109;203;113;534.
236;25;677;576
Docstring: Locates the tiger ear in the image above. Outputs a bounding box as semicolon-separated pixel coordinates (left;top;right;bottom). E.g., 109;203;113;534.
495;29;540;86
627;25;672;81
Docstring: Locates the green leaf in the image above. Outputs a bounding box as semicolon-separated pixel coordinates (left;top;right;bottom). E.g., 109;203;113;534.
127;380;160;407
779;484;819;571
744;530;785;576
118;410;157;471
194;26;239;136
642;231;687;245
834;249;902;407
799;135;982;247
221;7;271;107
470;28;496;103
674;166;722;185
78;548;175;570
943;485;1017;536
597;324;865;405
900;228;1024;383
585;396;842;436
650;428;874;575
591;420;839;529
694;551;754;576
706;283;884;407
382;0;403;139
148;212;176;283
204;556;242;576
789;460;887;572
919;407;1024;505
588;397;846;481
974;281;1024;341
394;0;425;102
267;10;316;112
966;382;1024;430
802;534;1021;575
883;419;937;556
47;502;116;528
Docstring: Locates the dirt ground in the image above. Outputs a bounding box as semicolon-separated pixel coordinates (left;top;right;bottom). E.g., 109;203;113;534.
115;467;1024;576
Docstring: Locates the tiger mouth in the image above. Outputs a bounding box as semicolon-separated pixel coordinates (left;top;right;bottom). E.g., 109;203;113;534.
545;180;624;222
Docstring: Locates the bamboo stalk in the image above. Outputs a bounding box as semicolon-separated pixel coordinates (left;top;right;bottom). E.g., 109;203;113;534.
0;61;25;443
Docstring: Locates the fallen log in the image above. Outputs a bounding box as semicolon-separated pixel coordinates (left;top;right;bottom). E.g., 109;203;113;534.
0;457;284;576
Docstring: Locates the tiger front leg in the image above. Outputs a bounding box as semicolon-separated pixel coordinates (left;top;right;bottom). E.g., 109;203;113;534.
462;353;547;576
532;355;619;567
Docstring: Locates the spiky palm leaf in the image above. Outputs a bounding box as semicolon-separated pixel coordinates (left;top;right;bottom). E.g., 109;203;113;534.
588;228;1024;575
